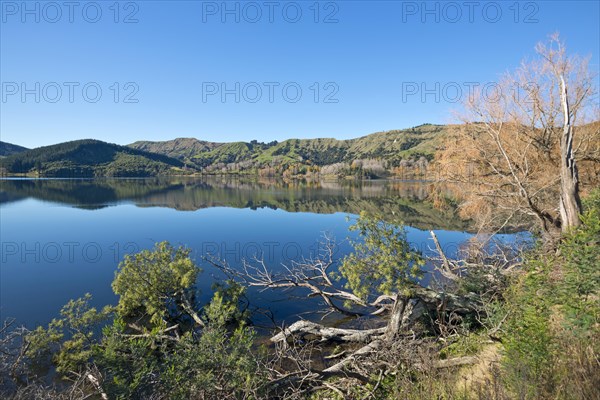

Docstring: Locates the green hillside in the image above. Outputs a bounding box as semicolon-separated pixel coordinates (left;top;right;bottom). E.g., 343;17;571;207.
129;138;221;160
193;141;257;166
0;139;185;177
0;125;449;178
128;124;449;177
348;124;446;161
0;141;29;157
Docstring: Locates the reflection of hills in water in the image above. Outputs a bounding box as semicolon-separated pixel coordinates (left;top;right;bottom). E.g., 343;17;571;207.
0;178;469;231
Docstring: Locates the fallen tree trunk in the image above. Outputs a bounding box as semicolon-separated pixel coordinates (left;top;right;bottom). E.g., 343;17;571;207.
411;286;478;312
271;288;479;346
271;320;386;344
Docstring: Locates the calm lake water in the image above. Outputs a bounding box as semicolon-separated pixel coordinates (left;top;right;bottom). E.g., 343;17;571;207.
0;178;511;328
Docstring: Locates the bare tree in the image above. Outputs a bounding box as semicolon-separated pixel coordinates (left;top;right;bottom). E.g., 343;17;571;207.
437;34;599;243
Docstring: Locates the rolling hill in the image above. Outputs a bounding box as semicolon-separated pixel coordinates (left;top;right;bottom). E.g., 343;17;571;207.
0;141;29;157
0;125;451;178
0;139;185;177
128;124;449;176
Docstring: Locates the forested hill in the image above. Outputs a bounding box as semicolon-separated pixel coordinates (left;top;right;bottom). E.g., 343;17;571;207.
0;141;29;157
0;124;448;178
0;139;185;177
128;124;448;177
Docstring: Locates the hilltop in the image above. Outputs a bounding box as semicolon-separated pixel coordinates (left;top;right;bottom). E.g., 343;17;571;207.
0;139;185;177
0;141;29;157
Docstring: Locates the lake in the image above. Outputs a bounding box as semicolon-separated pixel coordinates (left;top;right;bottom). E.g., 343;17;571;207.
0;177;502;328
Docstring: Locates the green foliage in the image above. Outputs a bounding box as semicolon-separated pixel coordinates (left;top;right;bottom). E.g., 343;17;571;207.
193;141;255;166
205;280;249;327
340;211;424;301
558;191;600;333
95;324;159;399
130;124;446;176
502;260;558;392
112;241;200;328
158;320;261;399
95;281;262;399
18;244;265;399
129;138;220;160
26;294;112;374
439;332;486;359
500;190;600;399
24;325;63;371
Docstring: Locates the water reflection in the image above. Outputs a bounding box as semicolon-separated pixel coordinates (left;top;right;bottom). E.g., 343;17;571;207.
1;178;483;327
0;177;467;231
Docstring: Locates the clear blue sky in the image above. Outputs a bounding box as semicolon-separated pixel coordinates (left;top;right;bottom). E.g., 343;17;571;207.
1;0;598;148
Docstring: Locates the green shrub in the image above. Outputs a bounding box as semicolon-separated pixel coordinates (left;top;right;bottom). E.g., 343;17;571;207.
500;189;600;399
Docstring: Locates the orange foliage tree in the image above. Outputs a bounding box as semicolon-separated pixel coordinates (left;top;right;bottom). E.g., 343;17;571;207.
436;34;599;243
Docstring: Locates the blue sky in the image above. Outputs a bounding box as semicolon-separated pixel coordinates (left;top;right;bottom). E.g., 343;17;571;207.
1;0;598;148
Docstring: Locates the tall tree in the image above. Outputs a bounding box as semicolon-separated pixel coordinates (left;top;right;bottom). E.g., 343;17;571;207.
437;34;599;242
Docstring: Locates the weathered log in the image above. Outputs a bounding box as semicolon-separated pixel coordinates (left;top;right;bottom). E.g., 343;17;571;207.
270;288;479;345
411;286;478;312
271;320;386;344
385;296;406;340
430;230;462;281
401;299;427;327
86;370;109;400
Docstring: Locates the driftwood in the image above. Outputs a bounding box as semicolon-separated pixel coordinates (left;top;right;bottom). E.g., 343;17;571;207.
271;320;386;344
430;230;462;281
209;233;521;396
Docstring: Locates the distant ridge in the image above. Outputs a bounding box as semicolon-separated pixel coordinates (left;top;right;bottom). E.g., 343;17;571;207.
0;139;185;177
0;124;451;177
0;141;29;157
127;124;448;176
